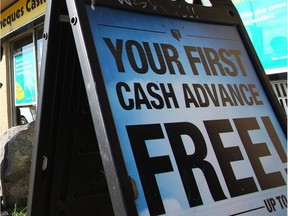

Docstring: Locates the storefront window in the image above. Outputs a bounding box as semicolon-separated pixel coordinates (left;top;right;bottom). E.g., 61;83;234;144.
36;27;44;76
11;26;43;125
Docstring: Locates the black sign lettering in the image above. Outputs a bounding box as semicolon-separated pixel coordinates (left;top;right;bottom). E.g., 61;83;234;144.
203;47;226;76
261;117;287;163
104;38;125;72
160;83;179;108
184;46;202;75
126;116;285;214
184;46;247;77
183;83;200;107
234;118;286;190
182;83;263;108
116;82;133;110
104;37;249;78
116;82;179;110
218;84;235;106
165;122;227;207
229;50;247;76
218;48;238;77
126;124;173;216
143;42;167;74
160;44;185;75
126;40;149;73
147;82;165;109
204;119;258;197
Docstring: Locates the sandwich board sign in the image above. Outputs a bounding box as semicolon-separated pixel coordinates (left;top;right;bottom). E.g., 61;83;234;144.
28;0;287;215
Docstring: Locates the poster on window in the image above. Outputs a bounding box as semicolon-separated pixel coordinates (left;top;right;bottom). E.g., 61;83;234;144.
86;6;287;216
233;0;287;74
14;45;37;106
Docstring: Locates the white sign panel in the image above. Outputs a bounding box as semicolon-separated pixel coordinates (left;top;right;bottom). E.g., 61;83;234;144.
86;6;287;216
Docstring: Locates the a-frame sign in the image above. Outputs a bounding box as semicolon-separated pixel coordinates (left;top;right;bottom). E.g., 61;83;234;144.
27;0;287;215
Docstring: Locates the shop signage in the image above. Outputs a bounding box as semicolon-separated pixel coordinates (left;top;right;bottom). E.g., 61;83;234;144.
233;0;287;74
86;6;287;216
0;0;46;38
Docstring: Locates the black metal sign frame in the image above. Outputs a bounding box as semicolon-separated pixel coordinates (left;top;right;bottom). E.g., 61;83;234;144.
28;0;287;215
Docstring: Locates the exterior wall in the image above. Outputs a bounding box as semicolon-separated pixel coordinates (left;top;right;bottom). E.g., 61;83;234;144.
0;0;46;135
0;42;11;135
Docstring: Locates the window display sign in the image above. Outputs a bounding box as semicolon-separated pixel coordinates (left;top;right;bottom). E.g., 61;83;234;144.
233;0;287;74
86;6;287;216
14;44;37;106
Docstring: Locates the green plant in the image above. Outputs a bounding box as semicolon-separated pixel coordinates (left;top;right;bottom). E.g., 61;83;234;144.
10;204;27;216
